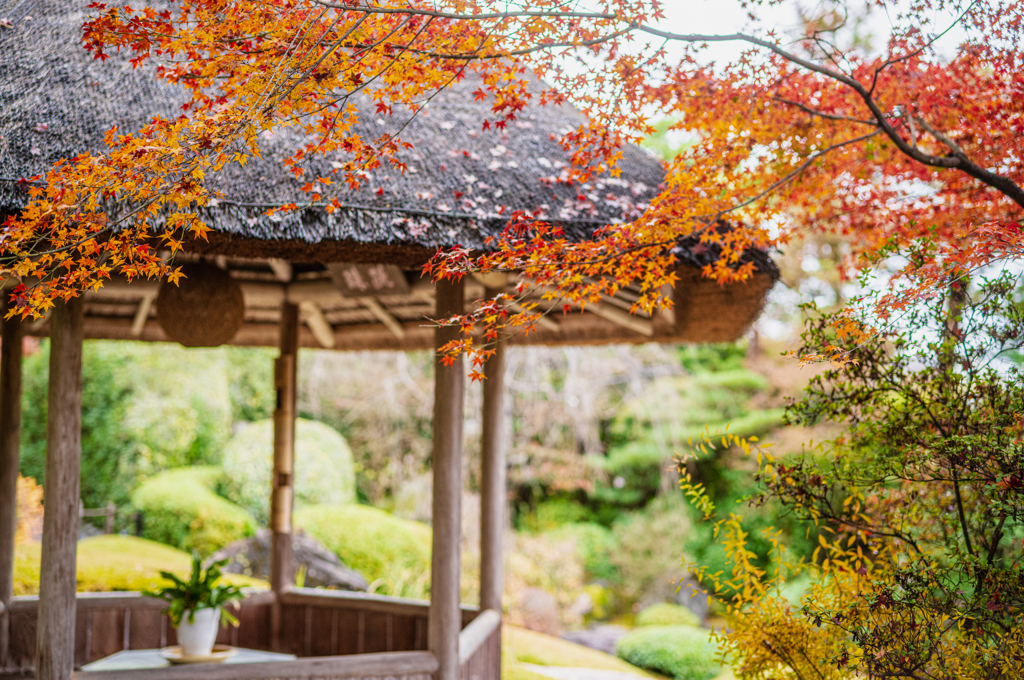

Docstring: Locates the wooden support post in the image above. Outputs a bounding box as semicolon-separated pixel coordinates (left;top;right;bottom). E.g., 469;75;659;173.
429;277;465;680
0;306;23;668
270;302;299;650
479;289;507;614
36;297;84;680
105;502;115;535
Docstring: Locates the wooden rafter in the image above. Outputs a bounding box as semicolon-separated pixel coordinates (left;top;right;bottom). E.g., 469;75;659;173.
298;301;336;349
359;297;406;340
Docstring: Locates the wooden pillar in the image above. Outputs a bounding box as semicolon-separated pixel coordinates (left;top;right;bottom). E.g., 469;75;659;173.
36;297;84;680
270;302;299;649
479;289;506;614
430;277;465;680
0;306;23;667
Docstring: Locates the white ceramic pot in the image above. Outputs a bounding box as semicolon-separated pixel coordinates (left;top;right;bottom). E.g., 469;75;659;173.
176;607;220;657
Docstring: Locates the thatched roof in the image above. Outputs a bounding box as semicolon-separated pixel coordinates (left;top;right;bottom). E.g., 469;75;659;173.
0;0;777;350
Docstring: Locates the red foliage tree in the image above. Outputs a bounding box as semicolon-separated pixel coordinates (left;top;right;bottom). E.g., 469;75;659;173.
5;0;1023;361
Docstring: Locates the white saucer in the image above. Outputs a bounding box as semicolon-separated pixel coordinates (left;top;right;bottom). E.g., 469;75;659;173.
159;645;238;665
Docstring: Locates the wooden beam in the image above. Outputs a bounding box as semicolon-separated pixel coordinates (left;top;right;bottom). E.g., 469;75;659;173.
129;293;155;337
298;301;336;349
268;258;293;283
429;278;465;680
587;300;654;337
480;288;506;614
270;302;299;650
527;281;653;337
0;305;23;669
507;301;560;332
359;297;406;340
36;297;84;680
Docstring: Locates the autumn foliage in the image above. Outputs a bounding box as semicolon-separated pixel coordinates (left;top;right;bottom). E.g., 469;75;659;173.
0;0;1022;364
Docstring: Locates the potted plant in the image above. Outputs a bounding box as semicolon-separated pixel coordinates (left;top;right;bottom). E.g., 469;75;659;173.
145;553;244;657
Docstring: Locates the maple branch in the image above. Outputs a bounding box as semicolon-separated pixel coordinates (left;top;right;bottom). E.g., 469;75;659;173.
634;27;1024;209
709;129;883;218
396;28;632;60
771;97;877;126
308;3;619;23
914;116;968;158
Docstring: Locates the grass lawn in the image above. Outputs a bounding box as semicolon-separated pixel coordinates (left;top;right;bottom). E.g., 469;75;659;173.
13;535;265;596
503;625;736;680
503;625;661;680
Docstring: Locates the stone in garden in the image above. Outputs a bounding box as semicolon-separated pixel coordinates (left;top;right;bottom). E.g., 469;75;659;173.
516;587;560;636
568;591;594;619
560;624;629;656
671;575;710;622
211;528;368;591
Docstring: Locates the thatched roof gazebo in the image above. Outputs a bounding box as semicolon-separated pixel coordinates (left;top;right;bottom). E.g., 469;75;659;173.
0;3;778;680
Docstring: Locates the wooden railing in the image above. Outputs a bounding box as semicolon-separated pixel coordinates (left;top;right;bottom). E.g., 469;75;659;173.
458;609;501;680
276;587;480;658
2;591;275;672
2;588;493;680
69;651;439;680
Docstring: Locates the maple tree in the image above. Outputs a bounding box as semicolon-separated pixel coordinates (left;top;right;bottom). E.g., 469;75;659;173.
3;0;1024;365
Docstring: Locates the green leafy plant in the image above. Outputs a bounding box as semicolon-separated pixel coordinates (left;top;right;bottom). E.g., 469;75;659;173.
145;552;244;627
615;625;720;680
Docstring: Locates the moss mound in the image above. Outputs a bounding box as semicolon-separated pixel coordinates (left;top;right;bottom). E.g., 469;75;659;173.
222;418;356;523
295;504;431;599
635;603;701;628
13;535;264;595
132;466;257;555
616;625;720;680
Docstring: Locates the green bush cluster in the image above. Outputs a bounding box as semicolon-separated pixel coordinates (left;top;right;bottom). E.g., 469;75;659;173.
597;361;784;509
132;467;257;555
616;625;720;680
295;504;432;599
21;341;234;524
635;602;700;628
222;418;356;523
549;522;619;583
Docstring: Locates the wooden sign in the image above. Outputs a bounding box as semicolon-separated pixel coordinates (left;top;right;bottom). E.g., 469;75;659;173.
326;263;410;296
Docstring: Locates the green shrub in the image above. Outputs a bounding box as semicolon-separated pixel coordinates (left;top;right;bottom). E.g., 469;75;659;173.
549;522;619;583
616;625;720;680
21;341;233;526
222;418;356;523
295;504;431;599
522;499;595;533
611;496;694;603
635;602;700;628
132;467;256;555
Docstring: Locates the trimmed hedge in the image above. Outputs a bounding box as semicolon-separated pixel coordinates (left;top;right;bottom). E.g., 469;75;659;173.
635;602;700;628
295;504;431;599
616;625;720;680
222;418;356;523
13;535;264;595
132;466;257;555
